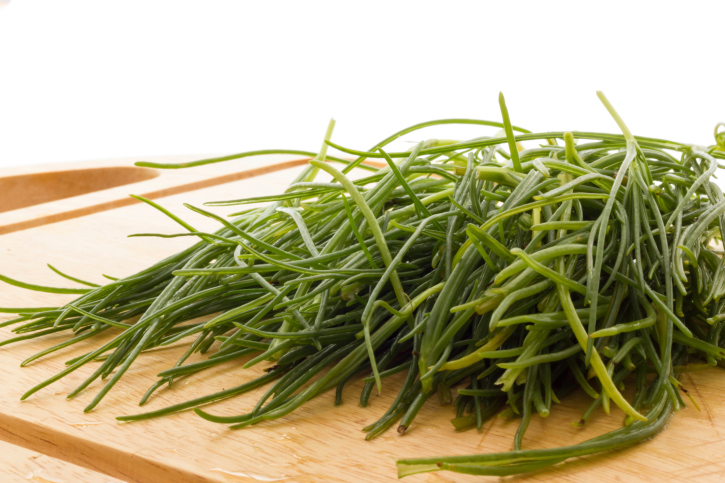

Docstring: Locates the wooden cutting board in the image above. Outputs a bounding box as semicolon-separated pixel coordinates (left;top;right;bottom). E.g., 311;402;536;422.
2;155;725;483
0;438;126;483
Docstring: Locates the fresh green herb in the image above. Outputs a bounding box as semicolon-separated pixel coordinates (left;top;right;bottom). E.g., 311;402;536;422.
2;94;725;478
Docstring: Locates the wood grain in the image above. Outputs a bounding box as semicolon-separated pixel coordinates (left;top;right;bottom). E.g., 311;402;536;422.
0;154;312;235
1;438;126;483
2;157;725;483
0;166;159;214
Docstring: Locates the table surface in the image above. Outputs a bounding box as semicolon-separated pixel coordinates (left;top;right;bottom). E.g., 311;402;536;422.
2;156;725;483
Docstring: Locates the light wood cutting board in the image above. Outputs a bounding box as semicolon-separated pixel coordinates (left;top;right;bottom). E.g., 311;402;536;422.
2;155;725;483
0;438;126;483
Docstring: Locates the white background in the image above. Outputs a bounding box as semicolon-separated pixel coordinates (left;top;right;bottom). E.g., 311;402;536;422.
0;1;723;169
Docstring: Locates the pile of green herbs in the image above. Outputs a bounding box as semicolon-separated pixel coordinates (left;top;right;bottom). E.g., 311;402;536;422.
3;92;725;478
